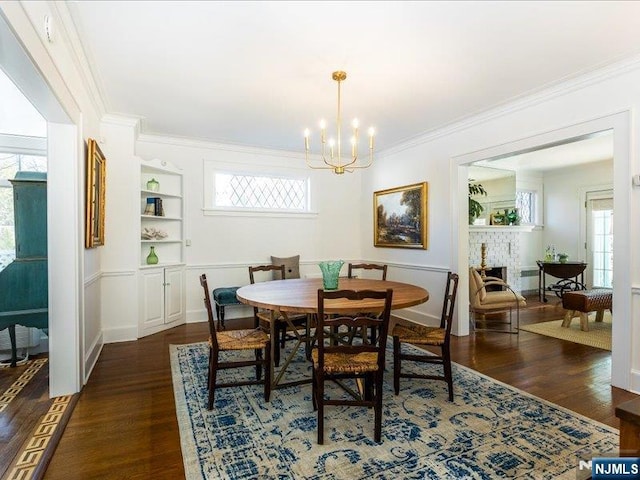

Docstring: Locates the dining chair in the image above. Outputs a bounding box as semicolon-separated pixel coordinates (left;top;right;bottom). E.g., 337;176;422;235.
392;271;459;401
248;265;308;366
200;274;271;409
312;288;393;444
348;263;388;280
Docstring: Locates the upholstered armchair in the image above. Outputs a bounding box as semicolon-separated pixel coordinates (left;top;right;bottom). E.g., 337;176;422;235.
469;267;526;334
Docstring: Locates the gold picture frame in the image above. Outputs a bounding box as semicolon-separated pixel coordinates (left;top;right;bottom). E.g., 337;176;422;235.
374;182;428;249
85;138;106;248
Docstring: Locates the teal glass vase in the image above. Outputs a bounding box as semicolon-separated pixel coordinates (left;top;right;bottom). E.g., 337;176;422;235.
146;246;159;265
318;260;344;290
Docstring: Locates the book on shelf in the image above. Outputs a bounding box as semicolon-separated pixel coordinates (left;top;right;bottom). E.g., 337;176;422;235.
143;197;164;216
154;197;164;216
143;198;155;215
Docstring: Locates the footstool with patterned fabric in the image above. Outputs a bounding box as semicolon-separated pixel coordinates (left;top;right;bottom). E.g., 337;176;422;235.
212;287;242;330
561;289;612;332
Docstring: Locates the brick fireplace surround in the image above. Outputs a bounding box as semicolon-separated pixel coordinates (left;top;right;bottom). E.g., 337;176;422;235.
469;228;522;293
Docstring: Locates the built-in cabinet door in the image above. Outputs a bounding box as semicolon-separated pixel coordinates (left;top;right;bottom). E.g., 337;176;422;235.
164;266;184;324
140;268;165;329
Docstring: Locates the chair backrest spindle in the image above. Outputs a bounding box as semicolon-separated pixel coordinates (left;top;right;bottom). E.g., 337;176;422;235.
440;272;459;335
347;263;388;281
199;274;219;350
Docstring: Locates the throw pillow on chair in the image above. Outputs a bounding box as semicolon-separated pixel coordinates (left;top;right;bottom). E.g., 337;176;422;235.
271;255;300;280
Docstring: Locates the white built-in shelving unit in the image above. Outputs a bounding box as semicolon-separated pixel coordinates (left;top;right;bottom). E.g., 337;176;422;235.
138;158;185;337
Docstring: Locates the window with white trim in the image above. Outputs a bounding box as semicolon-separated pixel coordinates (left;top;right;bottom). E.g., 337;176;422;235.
208;170;311;213
515;190;536;225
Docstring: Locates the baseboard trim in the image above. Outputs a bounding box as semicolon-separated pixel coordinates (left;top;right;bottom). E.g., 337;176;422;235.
83;332;103;384
102;326;137;344
630;369;640;395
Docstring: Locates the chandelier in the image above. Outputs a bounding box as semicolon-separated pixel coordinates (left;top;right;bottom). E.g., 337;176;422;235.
304;71;375;174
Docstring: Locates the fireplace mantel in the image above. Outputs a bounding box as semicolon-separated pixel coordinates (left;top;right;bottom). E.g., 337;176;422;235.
469;225;535;233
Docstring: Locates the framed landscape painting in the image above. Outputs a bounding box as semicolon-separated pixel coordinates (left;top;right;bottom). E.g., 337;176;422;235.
374;182;428;249
85;138;106;248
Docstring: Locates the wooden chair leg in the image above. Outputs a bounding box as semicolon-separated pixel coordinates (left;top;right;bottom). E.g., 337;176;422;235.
364;373;373;402
443;345;454;402
273;326;281;367
264;344;271;402
208;352;218;410
317;372;325;445
374;370;383;443
393;336;400;395
255;348;262;381
311;368;317;411
280;324;286;349
595;309;604;322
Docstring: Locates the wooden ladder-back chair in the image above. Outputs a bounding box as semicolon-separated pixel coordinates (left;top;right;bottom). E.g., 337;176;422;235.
200;274;270;409
248;265;308;366
392;272;459;401
312;288;393;444
348;263;388;280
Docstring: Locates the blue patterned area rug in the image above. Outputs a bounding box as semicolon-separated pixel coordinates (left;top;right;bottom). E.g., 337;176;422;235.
170;342;617;479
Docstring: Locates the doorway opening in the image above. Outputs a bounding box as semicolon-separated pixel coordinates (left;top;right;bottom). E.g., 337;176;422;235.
454;113;631;391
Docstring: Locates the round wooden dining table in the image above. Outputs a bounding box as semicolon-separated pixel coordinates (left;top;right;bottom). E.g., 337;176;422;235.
236;277;429;315
236;277;429;390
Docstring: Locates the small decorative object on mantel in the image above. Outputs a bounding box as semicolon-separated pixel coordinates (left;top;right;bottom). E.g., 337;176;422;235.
318;260;344;290
146;246;159;265
506;209;520;226
146;178;159;191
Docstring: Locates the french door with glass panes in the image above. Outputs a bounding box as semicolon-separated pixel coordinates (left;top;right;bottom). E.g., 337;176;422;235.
585;190;613;288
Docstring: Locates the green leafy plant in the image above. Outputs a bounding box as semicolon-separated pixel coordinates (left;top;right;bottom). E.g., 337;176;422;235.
468;183;487;225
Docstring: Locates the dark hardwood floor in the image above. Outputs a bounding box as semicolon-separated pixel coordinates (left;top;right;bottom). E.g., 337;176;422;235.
39;294;637;479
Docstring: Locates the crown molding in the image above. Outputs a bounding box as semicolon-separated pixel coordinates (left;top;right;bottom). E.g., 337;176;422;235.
379;54;640;159
101;114;141;129
137;133;304;160
50;1;106;119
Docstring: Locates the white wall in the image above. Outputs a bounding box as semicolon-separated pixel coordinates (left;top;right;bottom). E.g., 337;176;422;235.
361;58;640;392
135;136;363;324
542;159;613;263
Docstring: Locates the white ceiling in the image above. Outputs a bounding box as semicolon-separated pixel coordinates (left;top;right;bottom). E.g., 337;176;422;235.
470;130;614;180
66;1;640;154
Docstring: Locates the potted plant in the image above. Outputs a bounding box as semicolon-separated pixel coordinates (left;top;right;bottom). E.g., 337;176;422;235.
468;183;487;225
